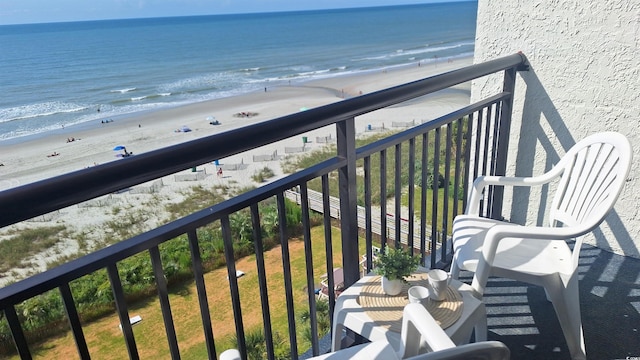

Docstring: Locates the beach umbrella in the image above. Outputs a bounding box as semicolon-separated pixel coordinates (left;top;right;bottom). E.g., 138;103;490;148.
113;145;126;151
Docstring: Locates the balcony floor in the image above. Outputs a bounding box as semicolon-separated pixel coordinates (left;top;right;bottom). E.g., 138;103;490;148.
458;243;640;360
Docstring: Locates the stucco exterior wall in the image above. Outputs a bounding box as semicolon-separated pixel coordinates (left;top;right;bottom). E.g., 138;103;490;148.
471;0;640;256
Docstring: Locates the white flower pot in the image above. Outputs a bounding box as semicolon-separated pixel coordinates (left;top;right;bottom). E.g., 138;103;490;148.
381;276;403;296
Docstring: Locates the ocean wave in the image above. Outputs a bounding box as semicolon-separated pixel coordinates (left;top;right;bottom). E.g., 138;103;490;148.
354;41;475;62
126;92;172;102
395;42;475;57
0;101;88;123
110;87;137;94
158;73;227;93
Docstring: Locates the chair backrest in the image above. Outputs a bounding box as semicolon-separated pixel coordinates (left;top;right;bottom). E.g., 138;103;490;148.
549;132;632;232
544;132;632;265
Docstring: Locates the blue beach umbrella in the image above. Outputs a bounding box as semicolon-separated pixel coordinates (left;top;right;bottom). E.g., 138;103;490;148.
113;145;126;151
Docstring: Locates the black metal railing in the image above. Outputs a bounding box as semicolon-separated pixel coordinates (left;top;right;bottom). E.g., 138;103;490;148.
0;53;528;359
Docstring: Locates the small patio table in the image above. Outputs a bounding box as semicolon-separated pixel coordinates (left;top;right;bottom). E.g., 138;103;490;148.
331;267;486;352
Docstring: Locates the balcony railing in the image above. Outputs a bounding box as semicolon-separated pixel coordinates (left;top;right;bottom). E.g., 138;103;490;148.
0;53;528;359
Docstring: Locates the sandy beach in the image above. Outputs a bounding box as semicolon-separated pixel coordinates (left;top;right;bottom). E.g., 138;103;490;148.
0;57;472;283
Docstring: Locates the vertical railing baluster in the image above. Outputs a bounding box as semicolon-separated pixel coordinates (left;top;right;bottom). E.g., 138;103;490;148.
221;215;246;360
5;306;31;359
250;203;275;360
482;104;494;178
300;183;320;356
276;193;298;360
336;117;359;288
364;156;373;274
380;149;388;251
59;283;90;359
187;229;217;359
486;102;500;216
442;123;453;261
408;138;416;253
420;132;429;266
430;128;441;268
394;143;402;248
481;104;495;216
463;114;474;213
149;246;180;359
452;118;464;219
490;102;502;175
321;174;336;319
473;109;484;185
107;263;139;360
473;109;486;216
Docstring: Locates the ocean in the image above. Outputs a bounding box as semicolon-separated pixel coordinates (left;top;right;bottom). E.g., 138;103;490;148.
0;1;477;142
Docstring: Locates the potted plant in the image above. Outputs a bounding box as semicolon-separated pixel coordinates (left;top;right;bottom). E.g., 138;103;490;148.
373;247;420;295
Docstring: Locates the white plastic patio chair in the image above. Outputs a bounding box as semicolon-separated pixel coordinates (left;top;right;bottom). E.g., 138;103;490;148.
450;132;632;360
219;303;510;360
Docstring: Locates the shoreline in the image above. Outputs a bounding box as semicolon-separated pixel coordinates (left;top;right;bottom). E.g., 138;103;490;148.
0;56;473;191
0;55;472;145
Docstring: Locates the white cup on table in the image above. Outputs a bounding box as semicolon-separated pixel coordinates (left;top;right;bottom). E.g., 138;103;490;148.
427;269;451;301
408;286;430;306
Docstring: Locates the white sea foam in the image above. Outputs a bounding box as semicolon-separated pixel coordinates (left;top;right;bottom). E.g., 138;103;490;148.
0;102;88;123
355;42;475;62
110;87;137;94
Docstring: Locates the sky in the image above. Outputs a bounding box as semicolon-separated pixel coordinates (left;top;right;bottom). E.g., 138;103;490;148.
0;0;466;26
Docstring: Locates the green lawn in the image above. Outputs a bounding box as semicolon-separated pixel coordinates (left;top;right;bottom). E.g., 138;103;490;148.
17;225;364;359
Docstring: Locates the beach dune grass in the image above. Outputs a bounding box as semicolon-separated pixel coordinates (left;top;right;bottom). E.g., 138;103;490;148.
0;225;68;273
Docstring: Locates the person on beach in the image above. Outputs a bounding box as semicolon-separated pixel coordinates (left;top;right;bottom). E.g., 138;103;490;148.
217;167;223;177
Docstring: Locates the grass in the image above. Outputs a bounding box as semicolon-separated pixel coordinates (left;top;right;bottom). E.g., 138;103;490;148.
251;166;275;183
165;185;229;220
0;226;68;273
16;225;361;359
403;187;464;235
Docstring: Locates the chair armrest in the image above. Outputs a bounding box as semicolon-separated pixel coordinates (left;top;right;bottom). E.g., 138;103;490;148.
400;303;456;358
466;168;563;215
409;341;510;360
310;341;398;359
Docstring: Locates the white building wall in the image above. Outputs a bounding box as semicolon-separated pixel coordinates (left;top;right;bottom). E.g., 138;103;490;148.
471;0;640;256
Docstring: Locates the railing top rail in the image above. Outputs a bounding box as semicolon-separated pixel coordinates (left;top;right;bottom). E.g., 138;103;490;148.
0;53;527;228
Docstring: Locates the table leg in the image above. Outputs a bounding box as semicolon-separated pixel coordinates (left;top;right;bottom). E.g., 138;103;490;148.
331;311;346;351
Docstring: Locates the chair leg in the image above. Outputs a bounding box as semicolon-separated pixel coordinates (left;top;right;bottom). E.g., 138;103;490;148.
545;276;586;360
473;307;488;342
450;258;460;280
